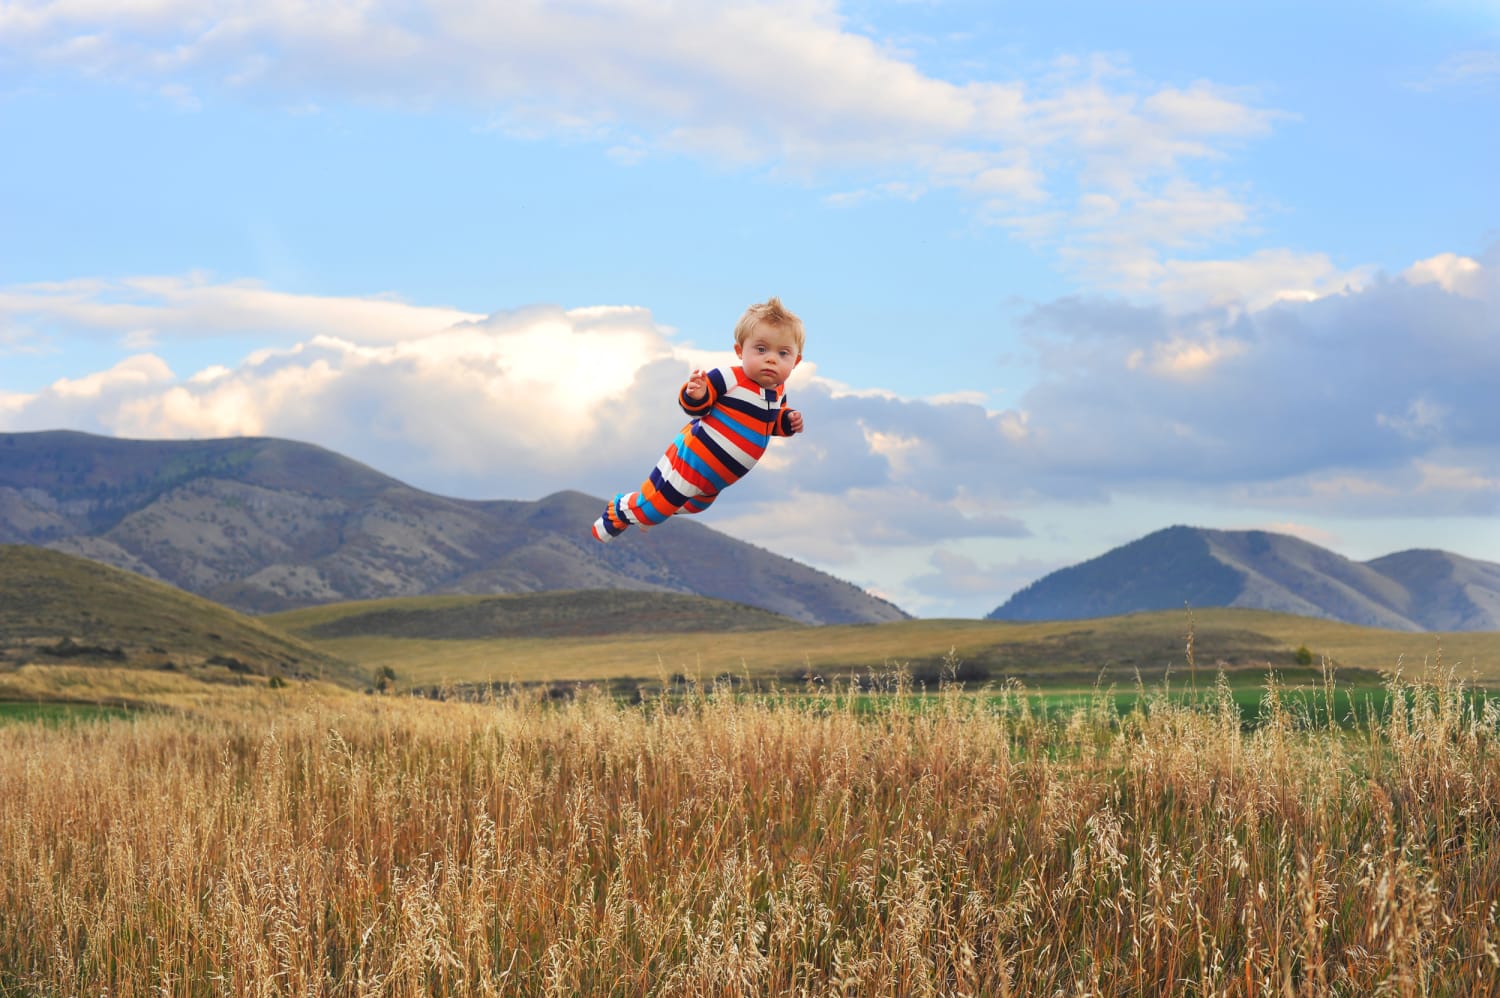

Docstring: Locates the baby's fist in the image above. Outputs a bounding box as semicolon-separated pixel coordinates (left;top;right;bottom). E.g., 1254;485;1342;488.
684;369;709;401
787;410;804;434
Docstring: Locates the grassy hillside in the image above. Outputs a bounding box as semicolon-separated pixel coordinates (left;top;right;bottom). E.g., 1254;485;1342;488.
268;589;800;641
0;545;364;698
270;597;1500;692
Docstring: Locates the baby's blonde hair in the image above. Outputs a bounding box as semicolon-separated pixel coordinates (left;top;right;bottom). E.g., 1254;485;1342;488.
733;297;805;354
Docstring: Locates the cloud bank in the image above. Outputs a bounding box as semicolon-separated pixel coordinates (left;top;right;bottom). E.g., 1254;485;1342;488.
4;249;1497;564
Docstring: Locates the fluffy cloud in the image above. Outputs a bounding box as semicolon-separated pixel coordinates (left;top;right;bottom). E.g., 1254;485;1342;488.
3;300;707;499
1006;248;1500;511
0;0;1282;292
3;249;1496;580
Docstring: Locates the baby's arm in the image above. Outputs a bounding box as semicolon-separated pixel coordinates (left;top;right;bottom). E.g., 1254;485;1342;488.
680;368;717;416
775;407;804;436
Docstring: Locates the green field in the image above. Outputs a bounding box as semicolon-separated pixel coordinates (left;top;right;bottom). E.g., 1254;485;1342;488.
0;701;136;726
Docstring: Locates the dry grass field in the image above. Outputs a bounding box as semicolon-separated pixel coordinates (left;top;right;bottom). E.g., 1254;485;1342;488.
267;601;1500;693
4;661;1500;995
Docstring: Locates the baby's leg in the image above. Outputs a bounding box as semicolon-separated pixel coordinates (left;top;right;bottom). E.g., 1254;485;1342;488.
591;479;679;542
591;497;632;542
592;427;715;542
680;491;719;514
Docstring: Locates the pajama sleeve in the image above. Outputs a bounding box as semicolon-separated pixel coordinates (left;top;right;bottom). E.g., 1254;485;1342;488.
773;400;800;436
679;368;725;417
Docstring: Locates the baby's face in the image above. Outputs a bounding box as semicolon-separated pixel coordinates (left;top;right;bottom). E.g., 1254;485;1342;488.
736;324;802;389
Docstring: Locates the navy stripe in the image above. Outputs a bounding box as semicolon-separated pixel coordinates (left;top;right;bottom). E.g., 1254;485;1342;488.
692;423;753;479
648;466;692;508
717;393;776;422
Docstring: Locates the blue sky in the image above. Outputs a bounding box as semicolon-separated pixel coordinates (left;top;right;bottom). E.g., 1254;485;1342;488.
2;1;1498;617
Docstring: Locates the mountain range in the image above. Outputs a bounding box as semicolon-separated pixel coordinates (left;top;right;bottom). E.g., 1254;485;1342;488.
8;430;1499;633
990;525;1500;632
0;430;905;626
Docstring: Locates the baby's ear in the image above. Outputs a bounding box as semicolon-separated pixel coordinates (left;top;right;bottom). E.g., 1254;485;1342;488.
734;342;744;359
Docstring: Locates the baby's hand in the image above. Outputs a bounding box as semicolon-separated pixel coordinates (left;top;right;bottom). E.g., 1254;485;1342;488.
787;410;804;434
684;369;709;401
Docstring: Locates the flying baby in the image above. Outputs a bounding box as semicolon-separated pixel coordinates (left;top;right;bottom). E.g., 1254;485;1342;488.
592;297;804;541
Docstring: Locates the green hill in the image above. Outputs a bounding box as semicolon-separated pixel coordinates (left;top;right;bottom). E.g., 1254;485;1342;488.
267;589;800;641
0;544;361;687
268;596;1496;693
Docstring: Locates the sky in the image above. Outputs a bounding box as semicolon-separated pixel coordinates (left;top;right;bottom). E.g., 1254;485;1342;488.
2;1;1499;618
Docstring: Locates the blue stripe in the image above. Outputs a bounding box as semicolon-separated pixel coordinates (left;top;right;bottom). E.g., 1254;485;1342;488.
673;433;733;491
704;411;769;451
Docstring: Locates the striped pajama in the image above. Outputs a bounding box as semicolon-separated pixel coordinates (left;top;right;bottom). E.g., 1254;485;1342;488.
592;365;799;541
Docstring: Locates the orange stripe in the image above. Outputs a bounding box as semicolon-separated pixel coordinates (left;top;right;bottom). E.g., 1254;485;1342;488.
684;434;741;485
714;402;769;434
645;488;678;517
704;412;765;458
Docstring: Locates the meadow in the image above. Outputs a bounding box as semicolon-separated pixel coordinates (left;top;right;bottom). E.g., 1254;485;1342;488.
3;660;1500;995
266;601;1498;690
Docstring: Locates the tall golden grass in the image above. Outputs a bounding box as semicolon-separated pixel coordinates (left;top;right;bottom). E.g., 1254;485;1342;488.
3;664;1499;995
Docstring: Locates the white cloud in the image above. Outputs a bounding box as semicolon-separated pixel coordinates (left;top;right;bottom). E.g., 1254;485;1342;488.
1007;246;1500;507
0;292;729;499
0;274;482;345
1126;333;1247;378
0;390;34;417
49;355;175;400
1145;249;1371;310
4;245;1496;582
0;0;1284;292
1403;252;1484;298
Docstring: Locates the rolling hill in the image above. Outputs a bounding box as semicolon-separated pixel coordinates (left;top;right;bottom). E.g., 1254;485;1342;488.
0;545;359;685
990;526;1500;631
0;430;906;625
267;589;801;642
268;596;1489;691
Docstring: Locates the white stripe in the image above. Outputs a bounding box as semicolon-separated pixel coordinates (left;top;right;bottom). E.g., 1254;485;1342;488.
697;422;761;470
